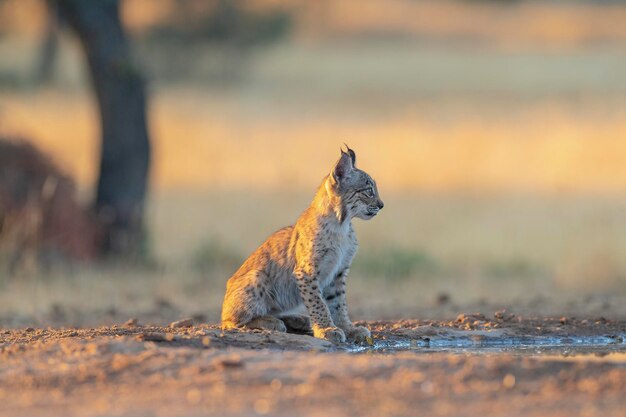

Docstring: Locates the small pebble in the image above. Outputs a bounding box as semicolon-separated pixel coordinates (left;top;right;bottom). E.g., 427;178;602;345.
216;357;244;369
123;318;138;327
137;332;175;342
502;373;516;389
169;318;193;328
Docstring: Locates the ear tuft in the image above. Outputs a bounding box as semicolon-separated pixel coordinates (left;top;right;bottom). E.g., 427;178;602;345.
344;144;356;166
332;147;354;183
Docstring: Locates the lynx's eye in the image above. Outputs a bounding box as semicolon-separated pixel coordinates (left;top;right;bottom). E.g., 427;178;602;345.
362;187;374;197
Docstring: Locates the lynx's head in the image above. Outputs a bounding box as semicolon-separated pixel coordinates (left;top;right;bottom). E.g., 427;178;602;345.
327;145;384;221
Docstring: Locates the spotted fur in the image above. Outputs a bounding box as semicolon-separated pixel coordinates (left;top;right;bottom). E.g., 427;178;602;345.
220;146;384;343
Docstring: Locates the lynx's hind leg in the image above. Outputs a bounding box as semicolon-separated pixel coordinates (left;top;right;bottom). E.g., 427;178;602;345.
221;272;270;330
246;316;287;332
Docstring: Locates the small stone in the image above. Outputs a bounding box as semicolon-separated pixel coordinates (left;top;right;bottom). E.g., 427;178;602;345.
25;327;35;332
472;313;487;321
502;373;516;389
169;318;193;328
123;318;138;327
215;356;244;369
137;332;176;342
494;310;515;321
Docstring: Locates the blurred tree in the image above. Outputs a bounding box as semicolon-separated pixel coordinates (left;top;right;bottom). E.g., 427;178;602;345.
158;0;292;46
56;0;151;260
140;0;292;83
33;0;61;85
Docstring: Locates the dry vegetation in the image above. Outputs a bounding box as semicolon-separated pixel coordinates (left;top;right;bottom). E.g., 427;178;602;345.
1;0;626;192
1;191;625;329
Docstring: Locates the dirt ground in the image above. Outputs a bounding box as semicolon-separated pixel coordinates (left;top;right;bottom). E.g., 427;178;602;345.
1;314;625;417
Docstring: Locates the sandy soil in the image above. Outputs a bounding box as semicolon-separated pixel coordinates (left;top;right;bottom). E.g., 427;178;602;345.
1;314;625;417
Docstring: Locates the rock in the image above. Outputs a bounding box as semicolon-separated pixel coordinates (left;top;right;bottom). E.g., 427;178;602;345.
123;318;138;327
494;309;515;321
169;318;193;328
215;356;244;369
502;373;516;389
137;332;176;342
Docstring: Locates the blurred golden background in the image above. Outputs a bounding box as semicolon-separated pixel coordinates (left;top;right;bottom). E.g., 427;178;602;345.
1;0;626;326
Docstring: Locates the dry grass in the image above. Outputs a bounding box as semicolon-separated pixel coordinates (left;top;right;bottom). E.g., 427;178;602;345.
2;1;626;196
1;190;625;327
3;89;626;194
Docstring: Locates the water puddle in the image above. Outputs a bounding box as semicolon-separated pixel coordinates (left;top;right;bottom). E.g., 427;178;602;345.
348;332;626;361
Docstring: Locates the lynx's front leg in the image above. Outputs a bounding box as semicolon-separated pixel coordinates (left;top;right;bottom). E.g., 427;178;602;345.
294;269;346;343
324;268;371;343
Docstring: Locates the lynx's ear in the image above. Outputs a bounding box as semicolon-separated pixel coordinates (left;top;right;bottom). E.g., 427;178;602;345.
343;143;356;166
331;146;355;184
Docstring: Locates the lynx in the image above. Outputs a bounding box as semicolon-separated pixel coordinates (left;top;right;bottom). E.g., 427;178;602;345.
221;146;384;343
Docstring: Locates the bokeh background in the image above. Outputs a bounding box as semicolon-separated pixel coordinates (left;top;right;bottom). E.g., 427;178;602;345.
1;0;626;326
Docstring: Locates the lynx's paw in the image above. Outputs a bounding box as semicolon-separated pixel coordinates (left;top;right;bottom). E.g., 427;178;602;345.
313;326;346;343
280;314;312;334
346;325;371;343
245;316;287;332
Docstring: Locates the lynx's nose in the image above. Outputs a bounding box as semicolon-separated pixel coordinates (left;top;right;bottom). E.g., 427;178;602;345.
377;200;384;210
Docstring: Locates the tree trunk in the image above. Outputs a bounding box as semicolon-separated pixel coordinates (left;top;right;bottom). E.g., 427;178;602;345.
33;0;60;85
57;0;151;259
